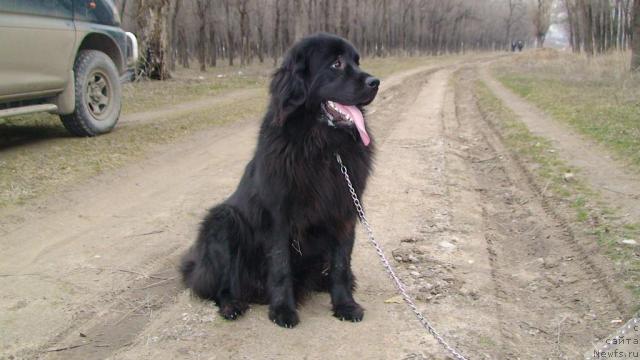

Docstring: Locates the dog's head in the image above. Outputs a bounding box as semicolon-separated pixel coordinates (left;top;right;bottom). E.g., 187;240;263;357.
270;33;379;146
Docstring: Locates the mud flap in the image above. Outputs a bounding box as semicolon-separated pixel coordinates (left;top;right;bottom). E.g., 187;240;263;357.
53;70;75;115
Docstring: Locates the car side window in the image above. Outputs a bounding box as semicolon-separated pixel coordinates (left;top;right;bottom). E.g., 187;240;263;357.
0;0;73;19
73;0;119;26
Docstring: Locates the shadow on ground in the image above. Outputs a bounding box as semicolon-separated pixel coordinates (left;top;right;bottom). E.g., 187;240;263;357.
0;121;72;151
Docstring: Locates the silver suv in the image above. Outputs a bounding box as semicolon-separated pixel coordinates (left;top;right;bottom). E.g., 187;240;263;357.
0;0;137;136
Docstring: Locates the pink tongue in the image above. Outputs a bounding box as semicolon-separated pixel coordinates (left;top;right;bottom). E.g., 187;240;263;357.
333;102;370;146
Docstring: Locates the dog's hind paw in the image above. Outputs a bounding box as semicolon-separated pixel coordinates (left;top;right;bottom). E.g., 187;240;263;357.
333;302;364;322
218;301;248;320
269;305;299;328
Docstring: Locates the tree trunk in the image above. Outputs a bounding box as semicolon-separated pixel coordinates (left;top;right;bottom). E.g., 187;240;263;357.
565;0;582;52
533;0;552;48
223;0;235;66
381;0;389;56
273;0;281;65
323;0;330;32
504;0;515;50
292;0;304;40
169;0;180;71
340;0;350;39
137;0;172;80
579;0;594;55
196;0;209;72
209;26;217;67
282;0;291;51
178;27;189;68
238;0;249;66
256;10;265;63
119;0;127;17
632;0;640;70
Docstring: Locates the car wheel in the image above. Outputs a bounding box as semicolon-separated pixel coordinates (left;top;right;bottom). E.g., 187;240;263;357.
60;50;122;137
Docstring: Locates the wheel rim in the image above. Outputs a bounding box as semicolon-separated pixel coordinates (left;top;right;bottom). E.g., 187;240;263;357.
85;70;112;120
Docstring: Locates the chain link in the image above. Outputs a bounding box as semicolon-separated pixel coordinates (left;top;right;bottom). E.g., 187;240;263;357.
336;153;469;360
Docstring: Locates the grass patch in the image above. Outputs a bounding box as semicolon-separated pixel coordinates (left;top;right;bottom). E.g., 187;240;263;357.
493;50;640;168
361;55;447;78
473;78;640;302
477;336;497;348
122;64;270;114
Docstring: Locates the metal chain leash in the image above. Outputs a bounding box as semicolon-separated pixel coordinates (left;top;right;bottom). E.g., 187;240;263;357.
335;153;469;360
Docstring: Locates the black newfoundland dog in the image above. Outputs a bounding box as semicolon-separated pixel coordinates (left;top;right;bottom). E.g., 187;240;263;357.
180;33;379;328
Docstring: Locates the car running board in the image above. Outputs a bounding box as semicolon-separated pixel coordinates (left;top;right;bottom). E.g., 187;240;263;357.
0;103;58;119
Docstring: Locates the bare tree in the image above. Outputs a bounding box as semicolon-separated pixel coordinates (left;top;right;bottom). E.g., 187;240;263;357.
532;0;552;47
223;0;236;66
340;0;350;39
273;0;281;65
195;0;212;72
136;0;172;79
563;0;580;52
564;0;636;55
579;0;594;54
124;0;549;77
169;0;181;70
208;11;217;67
632;0;640;70
237;0;250;65
504;0;525;49
254;3;266;63
119;0;128;16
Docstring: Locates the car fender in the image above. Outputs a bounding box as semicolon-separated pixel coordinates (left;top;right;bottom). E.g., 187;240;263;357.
74;24;127;74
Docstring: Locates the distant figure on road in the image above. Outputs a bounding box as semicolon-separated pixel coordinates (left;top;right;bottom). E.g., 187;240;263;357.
511;40;525;52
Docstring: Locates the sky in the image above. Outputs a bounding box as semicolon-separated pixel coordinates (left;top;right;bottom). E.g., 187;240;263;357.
546;23;569;48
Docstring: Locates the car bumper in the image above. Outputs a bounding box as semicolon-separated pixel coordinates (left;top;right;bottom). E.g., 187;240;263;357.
125;32;138;68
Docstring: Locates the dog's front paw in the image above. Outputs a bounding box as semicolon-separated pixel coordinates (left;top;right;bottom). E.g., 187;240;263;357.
333;301;364;322
218;301;248;320
269;305;299;328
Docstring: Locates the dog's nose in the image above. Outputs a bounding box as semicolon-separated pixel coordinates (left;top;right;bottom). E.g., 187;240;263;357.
365;76;380;89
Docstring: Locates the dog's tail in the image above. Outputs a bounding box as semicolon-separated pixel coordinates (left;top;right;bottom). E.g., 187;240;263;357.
180;246;216;300
180;247;221;301
180;204;251;301
179;249;197;285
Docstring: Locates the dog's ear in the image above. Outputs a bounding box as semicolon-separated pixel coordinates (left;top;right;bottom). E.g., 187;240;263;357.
270;48;307;126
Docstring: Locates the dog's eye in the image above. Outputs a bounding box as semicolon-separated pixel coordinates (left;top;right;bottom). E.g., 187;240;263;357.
331;59;344;70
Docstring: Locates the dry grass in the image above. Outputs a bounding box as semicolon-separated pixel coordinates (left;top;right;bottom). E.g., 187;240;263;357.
122;63;271;114
493;49;640;168
507;48;634;83
362;55;447;78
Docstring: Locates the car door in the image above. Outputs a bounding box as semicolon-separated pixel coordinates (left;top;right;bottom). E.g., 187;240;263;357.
0;0;76;101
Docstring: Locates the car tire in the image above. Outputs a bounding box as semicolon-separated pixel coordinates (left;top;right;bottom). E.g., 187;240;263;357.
60;50;122;137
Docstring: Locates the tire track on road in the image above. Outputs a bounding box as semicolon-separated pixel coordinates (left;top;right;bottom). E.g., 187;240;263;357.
455;68;627;357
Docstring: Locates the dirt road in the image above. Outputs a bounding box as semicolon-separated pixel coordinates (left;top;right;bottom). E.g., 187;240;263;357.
0;59;635;359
